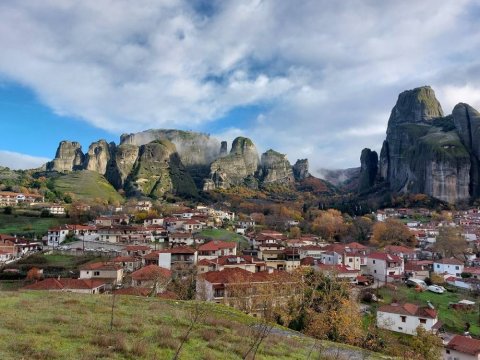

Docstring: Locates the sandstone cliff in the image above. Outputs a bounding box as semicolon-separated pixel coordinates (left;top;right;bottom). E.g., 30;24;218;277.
258;149;294;184
204;137;259;190
84;139;113;175
106;143;139;189
47;141;84;172
358;148;378;193
126;140;197;198
293;159;309;181
372;86;472;203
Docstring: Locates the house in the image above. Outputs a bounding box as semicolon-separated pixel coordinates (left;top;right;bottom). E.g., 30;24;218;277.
158;246;197;274
169;232;195;246
111;256;142;272
181;219;204;233
0;249;14;263
314;264;360;282
366;252;404;282
23;278;106;294
79;262;123;285
45;205;66;215
434;258;464;277
384;245;417;261
377;302;439;335
122;245;152;258
197;255;267;273
95;215;130;226
47;226;70;246
444;335;480;360
405;260;431;280
130;265;172;292
198;240;237;260
197;268;296;316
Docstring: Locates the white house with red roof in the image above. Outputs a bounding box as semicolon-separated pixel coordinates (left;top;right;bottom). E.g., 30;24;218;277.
79;262;123;284
181;219;204;233
197;255;267;274
434;258;464;277
315;264;360;282
0;249;14;263
366;252;404;282
130;265;172;292
444;334;480;360
158;246;197;272
384;245;418;260
198;240;237;260
377;302;439;335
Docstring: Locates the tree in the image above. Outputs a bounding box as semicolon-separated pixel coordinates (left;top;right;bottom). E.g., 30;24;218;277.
350;216;373;244
433;226;467;258
408;326;442;360
288;226;301;238
370;218;416;247
311;209;348;241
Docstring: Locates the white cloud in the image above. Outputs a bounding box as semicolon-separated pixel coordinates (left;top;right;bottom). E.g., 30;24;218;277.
0;0;479;170
0;151;49;170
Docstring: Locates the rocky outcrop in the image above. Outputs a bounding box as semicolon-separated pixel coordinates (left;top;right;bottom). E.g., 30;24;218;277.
120;129;220;167
84;140;113;175
453;103;480;198
126;140;197;198
106;144;139;189
204;137;259;189
258;149;294;184
371;86;472;203
47;141;84;172
220;141;228;157
358;148;378;193
293;159;309;181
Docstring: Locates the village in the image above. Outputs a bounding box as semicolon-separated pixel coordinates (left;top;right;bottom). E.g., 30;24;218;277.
2;191;480;358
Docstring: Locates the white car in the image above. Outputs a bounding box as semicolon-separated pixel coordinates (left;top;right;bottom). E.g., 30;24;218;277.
427;285;445;294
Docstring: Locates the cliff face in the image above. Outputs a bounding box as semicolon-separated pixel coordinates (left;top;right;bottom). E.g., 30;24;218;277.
204;137;260;189
126;140;197;198
358;148;378;193
293;159;309;181
106;143;139;189
372;86;474;203
84;140;113;175
47;141;84;172
258;149;294;184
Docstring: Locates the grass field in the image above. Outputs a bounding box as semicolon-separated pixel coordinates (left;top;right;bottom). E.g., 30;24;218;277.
198;228;249;249
377;284;480;336
0;291;389;360
0;213;67;237
11;253;106;271
53;170;124;204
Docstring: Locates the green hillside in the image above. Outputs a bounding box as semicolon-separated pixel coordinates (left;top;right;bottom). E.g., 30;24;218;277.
0;291;388;360
52;171;124;204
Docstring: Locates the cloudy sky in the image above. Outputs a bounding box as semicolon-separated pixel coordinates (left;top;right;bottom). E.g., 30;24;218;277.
1;0;480;172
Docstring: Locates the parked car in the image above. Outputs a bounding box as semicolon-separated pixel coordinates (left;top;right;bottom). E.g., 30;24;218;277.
406;278;427;289
427;285;445;294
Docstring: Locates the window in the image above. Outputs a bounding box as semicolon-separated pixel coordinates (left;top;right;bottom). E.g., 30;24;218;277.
349;258;353;263
419;318;426;324
374;270;377;273
455;266;459;270
437;264;440;268
94;271;100;276
373;260;376;264
400;316;406;323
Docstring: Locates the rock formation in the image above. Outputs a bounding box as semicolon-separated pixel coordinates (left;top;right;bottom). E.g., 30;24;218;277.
258;150;294;184
293;159;310;181
204;137;259;189
371;86;472;203
126;140;197;198
358;148;378;193
47;141;84;172
219;141;228;157
84;140;113;175
106;144;139;189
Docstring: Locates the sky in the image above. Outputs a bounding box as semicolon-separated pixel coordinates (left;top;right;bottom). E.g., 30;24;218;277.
1;0;480;173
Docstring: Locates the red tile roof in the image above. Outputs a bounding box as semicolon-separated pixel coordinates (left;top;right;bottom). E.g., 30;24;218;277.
124;245;151;251
316;264;359;273
143;251;161;260
80;262;122;271
198;240;236;251
384;245;416;254
200;268;275;284
131;265;171;281
368;252;402;263
435;257;464;265
23;278;106;290
377;303;437;319
159;246;196;254
447;335;480;355
111;256;139;263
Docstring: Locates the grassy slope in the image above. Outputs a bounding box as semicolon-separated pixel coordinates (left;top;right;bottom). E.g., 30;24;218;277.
0;213;66;236
198;228;249;250
53;171;123;203
378;284;480;336
0;291;388;360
